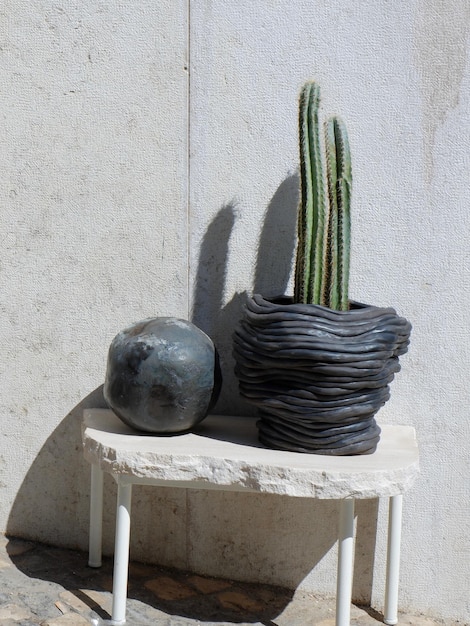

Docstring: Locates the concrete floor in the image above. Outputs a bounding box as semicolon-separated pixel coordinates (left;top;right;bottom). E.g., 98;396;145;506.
0;535;465;626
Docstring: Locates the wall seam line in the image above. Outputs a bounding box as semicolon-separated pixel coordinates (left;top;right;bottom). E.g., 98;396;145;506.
186;0;191;321
185;0;191;570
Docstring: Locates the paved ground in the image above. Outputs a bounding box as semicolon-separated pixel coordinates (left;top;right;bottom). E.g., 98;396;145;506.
0;536;465;626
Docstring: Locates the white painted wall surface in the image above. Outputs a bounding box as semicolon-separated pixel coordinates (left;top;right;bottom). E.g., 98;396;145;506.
1;1;469;622
0;0;190;563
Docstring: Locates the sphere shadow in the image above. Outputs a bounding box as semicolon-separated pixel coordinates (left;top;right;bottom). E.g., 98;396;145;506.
5;389;297;623
7;386;108;551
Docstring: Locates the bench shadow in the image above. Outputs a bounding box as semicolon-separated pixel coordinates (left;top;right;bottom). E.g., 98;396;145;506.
5;386;300;624
3;387;343;624
5;537;297;624
4;381;334;624
6;501;380;624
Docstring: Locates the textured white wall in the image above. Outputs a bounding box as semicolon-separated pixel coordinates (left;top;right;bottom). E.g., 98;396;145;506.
0;1;469;623
0;0;190;555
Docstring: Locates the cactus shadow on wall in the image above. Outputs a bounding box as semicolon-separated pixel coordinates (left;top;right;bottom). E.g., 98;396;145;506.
191;201;244;415
192;174;300;416
253;172;299;298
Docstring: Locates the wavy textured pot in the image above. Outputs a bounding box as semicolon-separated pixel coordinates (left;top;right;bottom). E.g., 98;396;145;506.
233;295;411;455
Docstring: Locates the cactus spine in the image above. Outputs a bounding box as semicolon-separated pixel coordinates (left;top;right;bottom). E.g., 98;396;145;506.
294;82;352;311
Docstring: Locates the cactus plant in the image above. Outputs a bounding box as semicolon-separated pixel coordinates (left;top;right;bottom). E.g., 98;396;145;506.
233;81;411;455
294;81;352;311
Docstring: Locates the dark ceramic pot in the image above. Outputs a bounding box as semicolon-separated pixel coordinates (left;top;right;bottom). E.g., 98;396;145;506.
104;317;221;434
233;295;411;455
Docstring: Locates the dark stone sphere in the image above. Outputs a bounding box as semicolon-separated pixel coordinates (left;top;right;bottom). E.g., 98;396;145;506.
104;317;221;433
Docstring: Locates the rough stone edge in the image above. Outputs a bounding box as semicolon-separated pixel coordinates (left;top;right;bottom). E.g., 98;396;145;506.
82;434;420;500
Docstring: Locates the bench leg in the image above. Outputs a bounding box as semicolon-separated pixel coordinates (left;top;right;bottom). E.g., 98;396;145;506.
111;480;132;625
89;464;104;568
384;494;403;625
336;497;355;626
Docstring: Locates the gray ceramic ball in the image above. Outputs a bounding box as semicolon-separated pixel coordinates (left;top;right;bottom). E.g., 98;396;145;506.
104;317;221;433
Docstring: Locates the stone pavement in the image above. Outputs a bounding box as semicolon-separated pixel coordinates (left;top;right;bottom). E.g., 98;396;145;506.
0;536;465;626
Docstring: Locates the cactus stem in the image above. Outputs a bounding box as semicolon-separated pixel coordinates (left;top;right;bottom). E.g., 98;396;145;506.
294;83;351;310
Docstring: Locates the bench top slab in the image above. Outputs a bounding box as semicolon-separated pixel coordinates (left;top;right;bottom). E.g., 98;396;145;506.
82;409;419;499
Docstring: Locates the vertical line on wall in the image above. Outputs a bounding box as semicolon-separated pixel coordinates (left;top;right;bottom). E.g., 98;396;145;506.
186;0;191;320
185;0;191;567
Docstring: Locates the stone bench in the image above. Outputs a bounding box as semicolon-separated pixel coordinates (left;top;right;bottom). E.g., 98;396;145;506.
82;408;419;625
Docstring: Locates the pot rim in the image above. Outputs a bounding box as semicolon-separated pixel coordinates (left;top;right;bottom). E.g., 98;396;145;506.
247;293;404;322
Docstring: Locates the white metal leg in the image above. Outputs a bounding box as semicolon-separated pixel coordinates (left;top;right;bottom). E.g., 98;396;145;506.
111;480;133;625
336;497;355;626
88;464;104;568
384;494;403;625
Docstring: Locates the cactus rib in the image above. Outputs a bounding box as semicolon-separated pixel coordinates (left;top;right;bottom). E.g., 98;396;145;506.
294;82;328;304
294;82;352;311
326;116;351;311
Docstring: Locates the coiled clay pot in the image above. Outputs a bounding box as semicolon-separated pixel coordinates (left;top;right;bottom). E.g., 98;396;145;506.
104;317;221;433
233;295;411;455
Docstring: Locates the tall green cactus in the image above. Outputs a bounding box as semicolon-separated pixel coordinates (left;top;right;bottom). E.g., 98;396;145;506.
294;82;352;311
